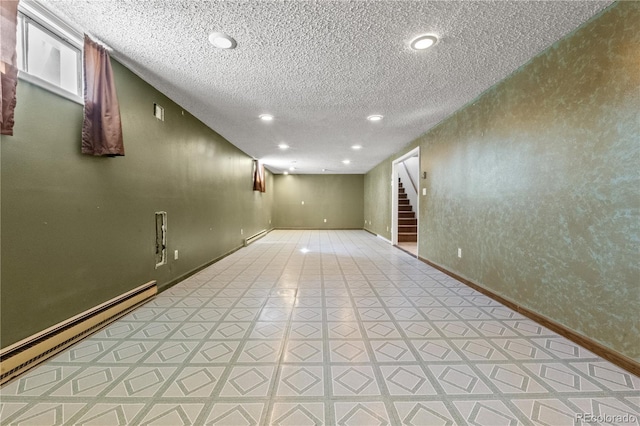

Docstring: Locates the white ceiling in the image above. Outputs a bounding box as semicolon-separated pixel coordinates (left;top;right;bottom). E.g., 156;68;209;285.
45;0;611;174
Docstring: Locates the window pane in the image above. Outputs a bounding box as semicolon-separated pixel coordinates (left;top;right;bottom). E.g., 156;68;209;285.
26;22;79;95
16;16;24;70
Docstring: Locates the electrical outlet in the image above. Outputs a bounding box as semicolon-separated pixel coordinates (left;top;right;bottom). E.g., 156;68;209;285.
174;250;179;260
241;228;243;235
458;248;462;258
269;219;271;224
387;226;389;232
324;219;327;223
423;188;427;195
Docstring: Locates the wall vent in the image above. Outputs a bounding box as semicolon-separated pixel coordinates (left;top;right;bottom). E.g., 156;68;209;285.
0;281;157;386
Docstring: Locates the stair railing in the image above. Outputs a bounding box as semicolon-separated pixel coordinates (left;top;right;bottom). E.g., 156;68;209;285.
402;161;418;195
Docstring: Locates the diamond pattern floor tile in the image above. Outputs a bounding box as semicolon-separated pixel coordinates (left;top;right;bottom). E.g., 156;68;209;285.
203;403;264;425
2;230;638;426
394;401;456;426
277;366;324;396
334;402;390;426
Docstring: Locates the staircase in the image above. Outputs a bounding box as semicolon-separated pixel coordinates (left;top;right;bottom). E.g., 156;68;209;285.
398;179;417;242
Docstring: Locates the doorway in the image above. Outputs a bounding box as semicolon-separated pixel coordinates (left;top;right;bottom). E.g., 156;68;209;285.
392;147;420;256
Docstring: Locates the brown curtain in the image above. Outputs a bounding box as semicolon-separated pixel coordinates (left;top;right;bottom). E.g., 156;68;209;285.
1;0;19;136
253;160;266;192
82;35;124;156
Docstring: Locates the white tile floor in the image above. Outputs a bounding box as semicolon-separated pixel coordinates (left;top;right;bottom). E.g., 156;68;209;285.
1;230;638;425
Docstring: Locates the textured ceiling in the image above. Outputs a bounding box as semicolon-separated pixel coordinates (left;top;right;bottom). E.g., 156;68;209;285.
45;0;611;174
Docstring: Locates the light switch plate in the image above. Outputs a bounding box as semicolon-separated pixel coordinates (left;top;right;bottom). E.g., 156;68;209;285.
153;103;164;121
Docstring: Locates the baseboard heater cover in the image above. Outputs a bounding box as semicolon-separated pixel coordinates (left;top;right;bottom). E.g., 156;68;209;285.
0;281;157;386
244;229;269;246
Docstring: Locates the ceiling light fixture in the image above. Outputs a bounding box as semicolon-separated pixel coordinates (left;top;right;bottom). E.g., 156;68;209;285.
342;160;351;165
283;171;289;175
367;115;383;122
259;114;274;121
289;166;296;171
208;32;237;49
278;143;289;150
410;34;438;50
352;145;362;150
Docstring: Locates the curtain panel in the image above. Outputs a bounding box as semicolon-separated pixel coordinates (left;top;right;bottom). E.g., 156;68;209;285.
253;160;266;192
82;35;124;156
1;0;19;136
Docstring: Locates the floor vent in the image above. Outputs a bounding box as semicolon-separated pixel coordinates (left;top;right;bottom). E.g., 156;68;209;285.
0;281;157;386
244;229;269;247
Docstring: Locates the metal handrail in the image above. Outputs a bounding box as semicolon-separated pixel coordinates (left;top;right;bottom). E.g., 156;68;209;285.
402;161;418;194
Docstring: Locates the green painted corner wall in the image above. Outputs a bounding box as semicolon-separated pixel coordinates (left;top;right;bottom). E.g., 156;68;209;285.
364;2;640;360
273;174;364;229
363;160;392;240
1;59;274;348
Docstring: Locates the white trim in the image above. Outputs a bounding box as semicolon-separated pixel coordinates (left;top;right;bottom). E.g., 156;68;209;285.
17;1;85;103
18;70;83;105
391;147;420;247
19;0;82;48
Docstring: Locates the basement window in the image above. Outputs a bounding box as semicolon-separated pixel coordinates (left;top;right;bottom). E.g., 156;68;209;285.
16;2;83;104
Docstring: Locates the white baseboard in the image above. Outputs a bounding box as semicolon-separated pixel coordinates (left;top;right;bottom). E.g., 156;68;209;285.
377;234;392;244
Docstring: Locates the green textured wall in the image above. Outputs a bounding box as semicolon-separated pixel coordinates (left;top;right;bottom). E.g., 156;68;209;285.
364;2;640;360
363;160;392;239
273;174;363;229
1;60;273;348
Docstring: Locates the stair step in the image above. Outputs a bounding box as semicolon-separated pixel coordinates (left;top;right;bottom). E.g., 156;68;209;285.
399;218;417;225
399;205;412;211
398;225;417;233
399;211;415;218
398;193;407;199
398;233;417;242
399;199;410;205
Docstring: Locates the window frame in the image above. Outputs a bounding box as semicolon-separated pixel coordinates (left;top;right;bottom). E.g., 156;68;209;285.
17;1;83;105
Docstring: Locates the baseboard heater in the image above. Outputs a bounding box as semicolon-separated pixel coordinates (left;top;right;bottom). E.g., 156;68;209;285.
0;281;157;386
243;229;268;247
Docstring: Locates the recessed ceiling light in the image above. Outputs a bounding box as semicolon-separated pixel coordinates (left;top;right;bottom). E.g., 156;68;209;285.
289;166;296;171
410;34;438;50
209;32;237;49
352;145;362;150
322;169;326;172
367;115;383;122
342;160;351;165
259;114;274;121
278;143;289;150
283;171;289;175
